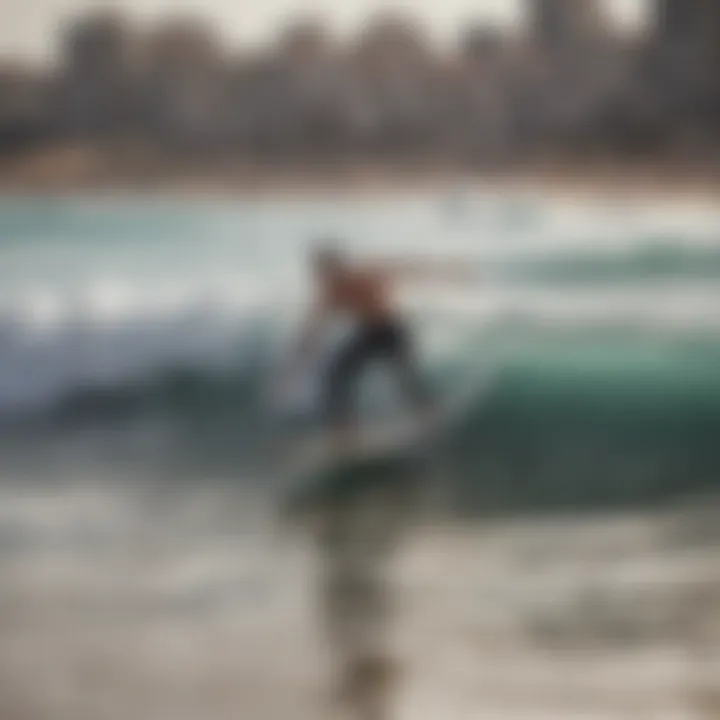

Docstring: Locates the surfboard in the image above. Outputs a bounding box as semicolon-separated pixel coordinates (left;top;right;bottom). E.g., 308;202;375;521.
281;423;428;519
278;351;498;520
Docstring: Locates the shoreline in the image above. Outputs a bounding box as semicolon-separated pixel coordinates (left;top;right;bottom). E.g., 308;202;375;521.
2;156;720;204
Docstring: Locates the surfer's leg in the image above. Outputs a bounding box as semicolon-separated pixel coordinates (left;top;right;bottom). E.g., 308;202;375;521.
383;322;437;424
325;331;374;450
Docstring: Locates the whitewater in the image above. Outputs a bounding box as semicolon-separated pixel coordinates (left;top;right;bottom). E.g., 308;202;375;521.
1;192;720;415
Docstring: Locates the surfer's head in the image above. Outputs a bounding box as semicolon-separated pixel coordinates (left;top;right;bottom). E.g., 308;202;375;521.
311;240;345;278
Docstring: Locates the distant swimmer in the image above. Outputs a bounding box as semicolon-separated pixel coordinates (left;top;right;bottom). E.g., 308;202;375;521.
284;239;476;452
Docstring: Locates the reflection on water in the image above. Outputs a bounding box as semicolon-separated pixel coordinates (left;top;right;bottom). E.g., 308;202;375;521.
0;467;718;720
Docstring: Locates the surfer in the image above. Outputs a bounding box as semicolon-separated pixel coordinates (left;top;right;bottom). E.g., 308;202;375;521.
286;240;471;451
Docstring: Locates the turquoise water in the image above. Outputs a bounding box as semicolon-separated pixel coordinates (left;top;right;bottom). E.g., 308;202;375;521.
1;191;719;511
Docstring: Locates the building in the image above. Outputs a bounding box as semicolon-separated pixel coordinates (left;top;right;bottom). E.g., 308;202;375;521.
59;11;133;136
649;0;720;146
529;0;608;54
0;64;54;153
653;0;720;71
277;17;331;64
347;13;440;154
139;18;227;150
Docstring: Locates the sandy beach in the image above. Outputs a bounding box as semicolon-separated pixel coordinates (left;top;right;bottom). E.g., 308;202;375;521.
2;143;720;203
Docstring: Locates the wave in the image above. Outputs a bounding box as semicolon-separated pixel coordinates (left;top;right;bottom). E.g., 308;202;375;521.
281;330;720;515
0;301;717;415
0;303;718;511
2;195;719;511
500;242;720;284
0;302;279;418
7;321;719;428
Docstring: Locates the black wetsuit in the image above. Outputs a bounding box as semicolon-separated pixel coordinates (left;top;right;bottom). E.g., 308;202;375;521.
324;317;432;425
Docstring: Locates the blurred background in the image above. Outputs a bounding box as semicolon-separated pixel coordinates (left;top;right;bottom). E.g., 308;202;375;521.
0;0;719;185
1;1;720;719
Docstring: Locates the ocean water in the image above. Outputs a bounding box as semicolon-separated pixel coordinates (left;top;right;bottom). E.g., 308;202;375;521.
1;190;720;720
1;191;719;508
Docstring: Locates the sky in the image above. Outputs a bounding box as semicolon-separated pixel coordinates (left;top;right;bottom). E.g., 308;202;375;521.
2;0;649;65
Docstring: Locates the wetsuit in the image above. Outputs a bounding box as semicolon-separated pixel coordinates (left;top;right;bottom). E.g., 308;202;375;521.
322;270;432;425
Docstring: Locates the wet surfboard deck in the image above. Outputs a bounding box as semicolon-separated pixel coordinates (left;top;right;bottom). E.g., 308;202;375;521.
278;366;491;520
281;424;428;517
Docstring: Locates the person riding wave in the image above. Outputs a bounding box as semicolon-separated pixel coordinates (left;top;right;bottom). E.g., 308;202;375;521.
287;239;475;451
